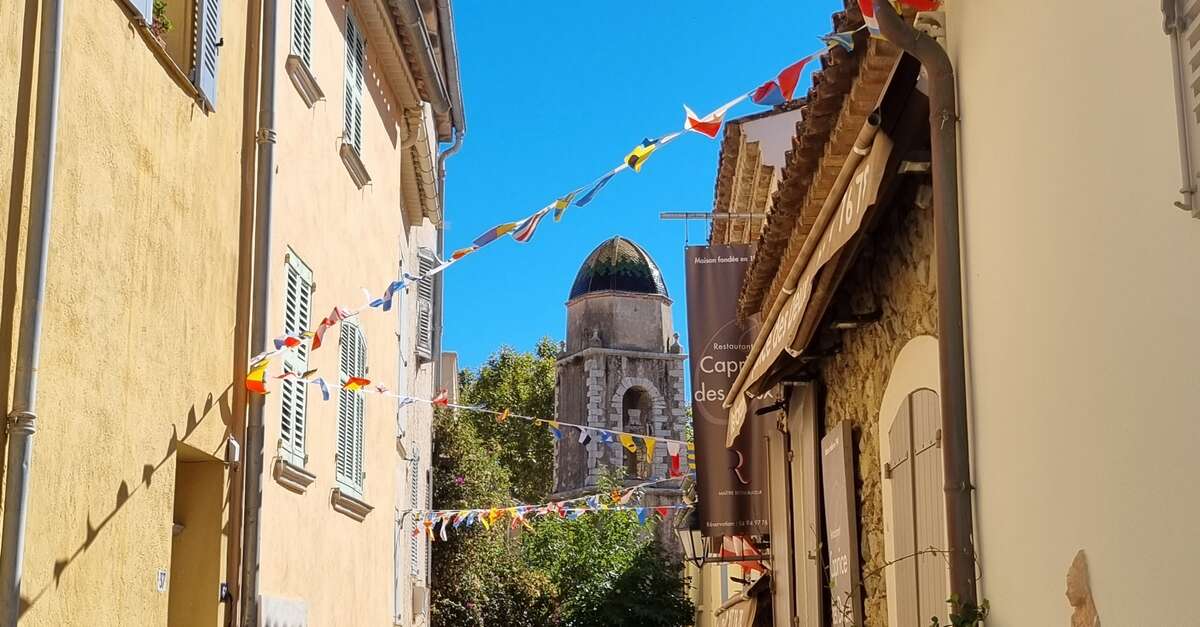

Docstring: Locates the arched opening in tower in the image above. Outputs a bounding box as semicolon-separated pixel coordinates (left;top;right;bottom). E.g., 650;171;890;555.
620;387;654;479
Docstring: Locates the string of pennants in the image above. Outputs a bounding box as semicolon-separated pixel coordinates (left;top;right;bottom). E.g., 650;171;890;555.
243;24;870;381
247;361;697;476
402;475;694;542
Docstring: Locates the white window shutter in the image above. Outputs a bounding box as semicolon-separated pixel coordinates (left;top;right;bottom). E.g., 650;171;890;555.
1169;0;1200;215
129;0;154;23
290;0;314;69
343;12;365;153
280;251;313;466
415;248;436;362
910;389;949;623
192;0;222;111
336;321;367;494
887;400;919;624
408;451;421;577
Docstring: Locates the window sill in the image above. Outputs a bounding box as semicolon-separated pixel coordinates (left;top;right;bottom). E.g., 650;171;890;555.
340;142;372;189
273;458;317;494
286;54;324;108
331;487;374;522
118;1;206;109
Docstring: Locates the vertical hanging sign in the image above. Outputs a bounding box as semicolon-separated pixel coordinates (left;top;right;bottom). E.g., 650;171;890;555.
685;244;768;537
821;420;863;625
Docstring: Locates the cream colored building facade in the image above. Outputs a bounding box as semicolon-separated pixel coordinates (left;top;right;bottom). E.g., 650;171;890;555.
251;0;461;625
0;0;462;625
718;1;1200;626
0;1;250;625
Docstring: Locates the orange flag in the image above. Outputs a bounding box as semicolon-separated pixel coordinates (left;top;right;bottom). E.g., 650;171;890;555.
246;359;270;395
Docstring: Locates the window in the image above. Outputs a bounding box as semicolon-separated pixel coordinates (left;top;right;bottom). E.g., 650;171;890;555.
286;0;323;107
886;388;948;625
1167;0;1200;216
343;11;366;154
336;320;367;496
408;450;422;577
280;250;313;467
415;248;436;363
291;0;314;69
126;0;221;110
621;388;652;478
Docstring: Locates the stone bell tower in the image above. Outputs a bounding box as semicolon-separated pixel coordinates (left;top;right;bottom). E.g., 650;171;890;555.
552;236;688;499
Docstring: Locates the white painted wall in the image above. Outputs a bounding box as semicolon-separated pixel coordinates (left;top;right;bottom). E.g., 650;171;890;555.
947;1;1200;623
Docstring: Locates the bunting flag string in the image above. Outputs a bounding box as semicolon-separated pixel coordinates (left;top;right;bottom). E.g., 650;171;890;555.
245;26;868;374
245;359;692;454
401;475;694;541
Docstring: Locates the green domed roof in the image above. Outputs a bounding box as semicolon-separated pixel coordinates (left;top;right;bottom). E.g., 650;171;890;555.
569;236;668;300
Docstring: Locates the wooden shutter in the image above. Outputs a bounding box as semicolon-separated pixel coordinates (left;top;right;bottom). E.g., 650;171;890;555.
192;0;221;111
129;0;154;23
1169;0;1200;213
343;11;365;153
280;251;313;466
291;0;314;69
888;389;949;626
911;389;948;623
415;248;435;362
336;321;366;494
408;451;421;576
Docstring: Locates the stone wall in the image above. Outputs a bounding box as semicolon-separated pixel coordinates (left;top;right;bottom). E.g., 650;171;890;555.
818;192;937;627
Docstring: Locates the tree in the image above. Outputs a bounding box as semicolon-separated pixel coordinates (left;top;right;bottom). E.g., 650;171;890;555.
457;337;558;502
432;341;694;627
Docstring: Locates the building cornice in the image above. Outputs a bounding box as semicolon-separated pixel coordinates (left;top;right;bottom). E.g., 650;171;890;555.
557;346;688;366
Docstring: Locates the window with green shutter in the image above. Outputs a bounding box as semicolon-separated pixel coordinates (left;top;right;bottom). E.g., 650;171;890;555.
192;0;222;111
415;248;436;363
336;320;367;496
290;0;314;69
408;450;421;577
343;11;365;154
279;250;313;467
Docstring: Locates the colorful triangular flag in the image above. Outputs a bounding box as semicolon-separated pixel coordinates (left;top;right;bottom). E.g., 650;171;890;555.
511;207;551;244
683;95;746;139
552;189;579;222
246;359;270;395
342;376;371;392
431;389;449;407
644;437;656;463
821;31;856;52
618;433;638;454
574;168;620;208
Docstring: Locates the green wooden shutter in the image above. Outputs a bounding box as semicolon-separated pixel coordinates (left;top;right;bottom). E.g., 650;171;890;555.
280;250;313;466
192;0;222;111
343;11;365;152
290;0;314;69
336;320;366;494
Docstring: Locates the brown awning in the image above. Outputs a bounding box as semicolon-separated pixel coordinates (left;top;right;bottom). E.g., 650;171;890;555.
725;129;894;445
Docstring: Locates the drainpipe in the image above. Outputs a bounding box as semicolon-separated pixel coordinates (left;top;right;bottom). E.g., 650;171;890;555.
0;0;65;622
874;0;978;609
432;0;465;397
239;0;280;624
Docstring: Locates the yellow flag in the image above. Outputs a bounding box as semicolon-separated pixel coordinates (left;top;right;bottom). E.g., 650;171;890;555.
644;437;656;463
619;433;638;453
497;408;509;424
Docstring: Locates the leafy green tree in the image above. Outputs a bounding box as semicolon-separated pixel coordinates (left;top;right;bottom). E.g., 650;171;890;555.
432;342;693;627
457;337;558;502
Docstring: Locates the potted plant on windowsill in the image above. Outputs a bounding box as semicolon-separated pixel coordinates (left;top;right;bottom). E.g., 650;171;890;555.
150;0;173;40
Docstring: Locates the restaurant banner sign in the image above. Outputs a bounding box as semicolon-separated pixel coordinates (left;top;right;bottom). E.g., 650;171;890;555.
685;244;768;537
725;130;895;446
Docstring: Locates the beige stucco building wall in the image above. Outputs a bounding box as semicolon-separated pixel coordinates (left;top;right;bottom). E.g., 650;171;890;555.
0;1;248;625
254;1;438;625
944;1;1200;623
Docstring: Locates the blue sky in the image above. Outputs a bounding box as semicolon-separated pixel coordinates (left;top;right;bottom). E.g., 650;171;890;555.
442;1;836;370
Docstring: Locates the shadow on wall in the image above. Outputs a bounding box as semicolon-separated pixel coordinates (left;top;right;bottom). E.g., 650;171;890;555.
18;385;235;617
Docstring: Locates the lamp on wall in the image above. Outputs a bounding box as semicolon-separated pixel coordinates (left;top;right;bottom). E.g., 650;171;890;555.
674;508;709;569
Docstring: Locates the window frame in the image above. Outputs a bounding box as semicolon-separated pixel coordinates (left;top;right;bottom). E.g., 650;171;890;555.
279;248;314;468
335;318;367;497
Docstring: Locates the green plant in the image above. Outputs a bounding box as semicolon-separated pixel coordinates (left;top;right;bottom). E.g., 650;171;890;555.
929;595;990;627
151;0;173;35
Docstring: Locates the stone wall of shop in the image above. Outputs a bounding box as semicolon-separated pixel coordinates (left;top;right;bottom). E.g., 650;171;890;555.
819;190;938;627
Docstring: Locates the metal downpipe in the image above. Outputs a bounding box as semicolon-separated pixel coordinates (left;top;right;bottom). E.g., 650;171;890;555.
874;0;978;608
239;0;280;624
0;0;65;622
